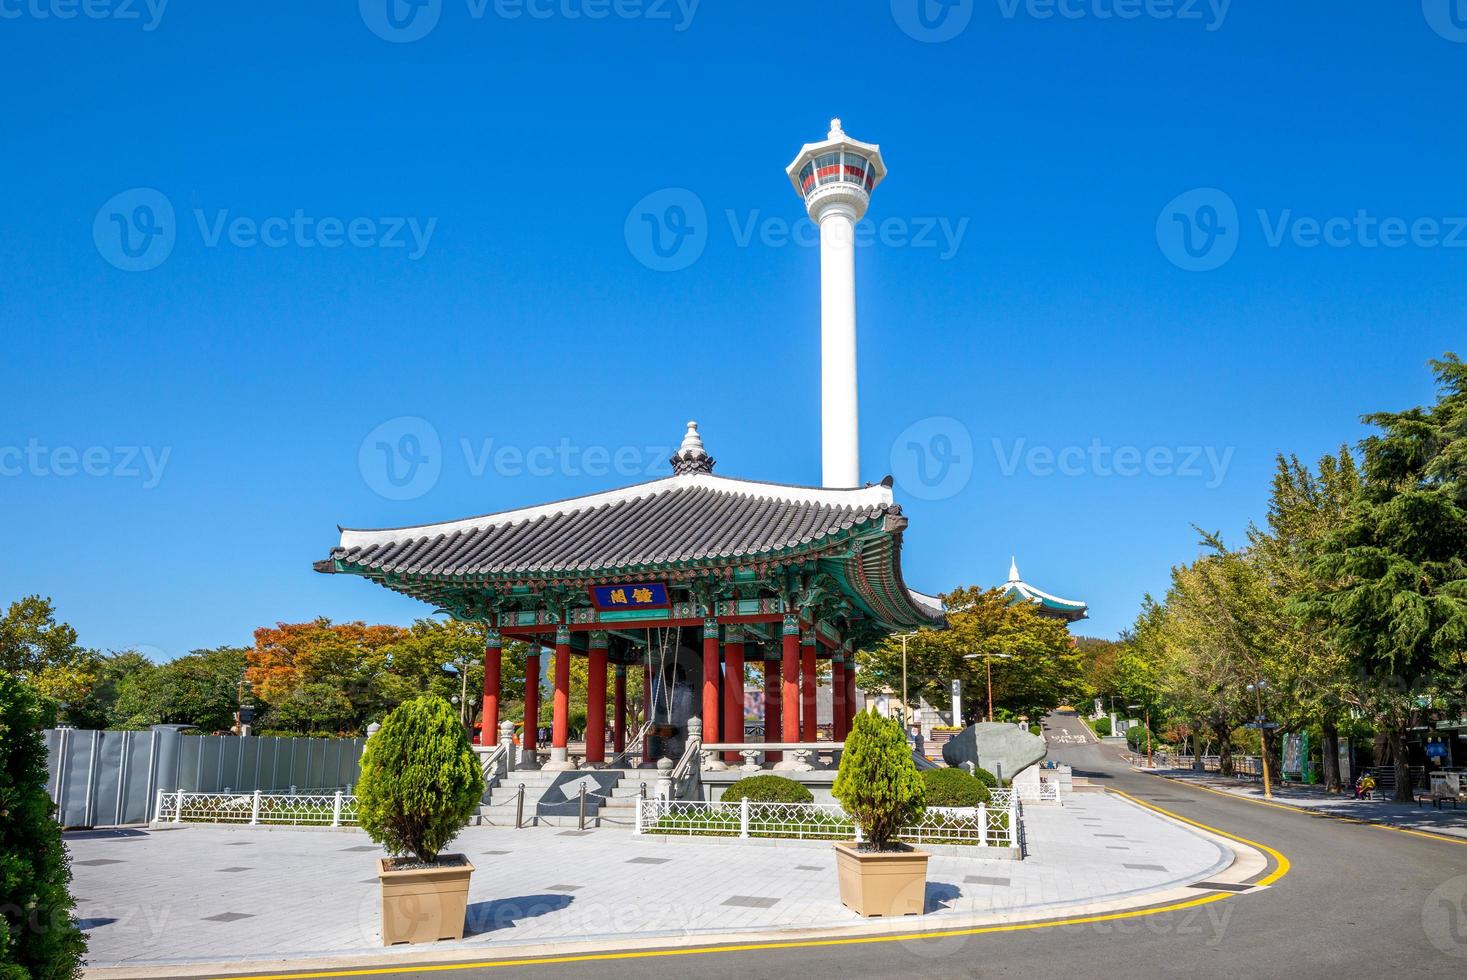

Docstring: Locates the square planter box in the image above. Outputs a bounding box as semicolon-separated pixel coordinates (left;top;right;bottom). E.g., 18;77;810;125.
833;842;929;917
377;855;475;945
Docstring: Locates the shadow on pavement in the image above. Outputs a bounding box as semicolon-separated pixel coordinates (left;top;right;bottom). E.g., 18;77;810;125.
465;894;574;936
925;882;962;913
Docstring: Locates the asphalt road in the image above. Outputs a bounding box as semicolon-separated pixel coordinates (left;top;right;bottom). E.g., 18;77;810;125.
197;713;1467;980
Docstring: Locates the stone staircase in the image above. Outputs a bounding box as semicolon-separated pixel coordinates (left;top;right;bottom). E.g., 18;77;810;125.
477;768;655;828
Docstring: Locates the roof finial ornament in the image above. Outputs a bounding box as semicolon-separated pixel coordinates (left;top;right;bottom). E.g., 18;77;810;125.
670;420;716;476
1008;556;1021;583
829;117;844;139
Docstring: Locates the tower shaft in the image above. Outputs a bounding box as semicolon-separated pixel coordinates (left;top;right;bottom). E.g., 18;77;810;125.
819;204;860;488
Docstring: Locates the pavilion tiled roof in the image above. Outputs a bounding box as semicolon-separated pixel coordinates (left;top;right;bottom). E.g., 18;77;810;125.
317;473;894;579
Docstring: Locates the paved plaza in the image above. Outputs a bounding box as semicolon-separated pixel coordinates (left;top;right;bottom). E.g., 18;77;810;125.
70;793;1227;971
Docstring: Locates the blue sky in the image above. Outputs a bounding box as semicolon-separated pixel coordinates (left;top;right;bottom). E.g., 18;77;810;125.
3;1;1464;658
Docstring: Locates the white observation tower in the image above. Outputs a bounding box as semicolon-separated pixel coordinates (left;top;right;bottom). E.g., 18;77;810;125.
787;118;888;489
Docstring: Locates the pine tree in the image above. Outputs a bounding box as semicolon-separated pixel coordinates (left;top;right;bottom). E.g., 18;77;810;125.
0;673;86;980
355;694;484;863
832;710;925;850
1306;354;1467;801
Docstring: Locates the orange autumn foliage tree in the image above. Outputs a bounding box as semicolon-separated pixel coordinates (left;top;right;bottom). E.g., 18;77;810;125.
247;619;411;733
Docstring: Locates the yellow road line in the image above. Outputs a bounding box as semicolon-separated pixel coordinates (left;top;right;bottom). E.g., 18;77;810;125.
1144;772;1467;849
1110;789;1290;886
203;792;1290;980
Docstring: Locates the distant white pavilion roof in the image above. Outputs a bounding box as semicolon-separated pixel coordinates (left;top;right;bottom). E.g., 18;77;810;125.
998;558;1089;623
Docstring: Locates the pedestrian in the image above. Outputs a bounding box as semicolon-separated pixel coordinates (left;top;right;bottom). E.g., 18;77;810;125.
1354;771;1377;800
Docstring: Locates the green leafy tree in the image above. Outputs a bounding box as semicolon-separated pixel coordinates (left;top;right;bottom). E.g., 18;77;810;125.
355;695;484;864
832;710;925;850
857;587;1084;725
1304;354;1467;800
0;674;86;980
110;647;249;732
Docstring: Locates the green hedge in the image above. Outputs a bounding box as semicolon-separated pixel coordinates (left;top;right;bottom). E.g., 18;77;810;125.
1;674;87;980
922;768;991;807
722;774;813;804
969;766;997;788
1091;717;1112;737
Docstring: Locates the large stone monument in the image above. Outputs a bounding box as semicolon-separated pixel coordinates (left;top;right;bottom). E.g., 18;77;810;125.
941;722;1046;781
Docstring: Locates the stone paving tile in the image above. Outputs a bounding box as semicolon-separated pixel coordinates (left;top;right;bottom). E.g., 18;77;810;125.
723;896;780;909
67;793;1226;967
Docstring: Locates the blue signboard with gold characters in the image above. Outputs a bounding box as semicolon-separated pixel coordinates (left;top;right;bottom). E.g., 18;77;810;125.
589;582;670;611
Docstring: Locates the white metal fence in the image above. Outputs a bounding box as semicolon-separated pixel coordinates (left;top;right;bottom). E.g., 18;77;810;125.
154;790;359;827
996;783;1062;805
635;798;1019;848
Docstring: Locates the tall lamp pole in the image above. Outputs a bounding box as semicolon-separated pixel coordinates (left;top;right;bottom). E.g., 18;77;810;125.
896;632;918;731
964;651;1012;722
1246;679;1274;799
1128;703;1152;769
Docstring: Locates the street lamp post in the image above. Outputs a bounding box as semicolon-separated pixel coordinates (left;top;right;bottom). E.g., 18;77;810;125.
1128;703;1152;769
896;632;918;732
1246;679;1274;799
964;651;1012;722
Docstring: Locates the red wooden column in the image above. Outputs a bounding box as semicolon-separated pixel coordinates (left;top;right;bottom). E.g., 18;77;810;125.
549;627;573;769
722;626;745;763
479;631;502;745
586;632;608;766
522;648;540;765
701;618;720;750
781;615;801;749
613;664;627;755
763;652;782;763
642;661;653;765
832;654;847;742
801;630;818;741
845;644;859;728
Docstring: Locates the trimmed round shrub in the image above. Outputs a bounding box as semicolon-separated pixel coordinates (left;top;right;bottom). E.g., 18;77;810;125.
1091;717;1112;737
922;767;991;807
356;694;484;864
1126;724;1157;751
723;774;813;804
0;673;87;979
833;709;925;849
1029;723;1042;736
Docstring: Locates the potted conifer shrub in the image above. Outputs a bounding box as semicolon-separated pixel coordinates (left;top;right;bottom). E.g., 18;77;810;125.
356;694;485;945
831;709;929;917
